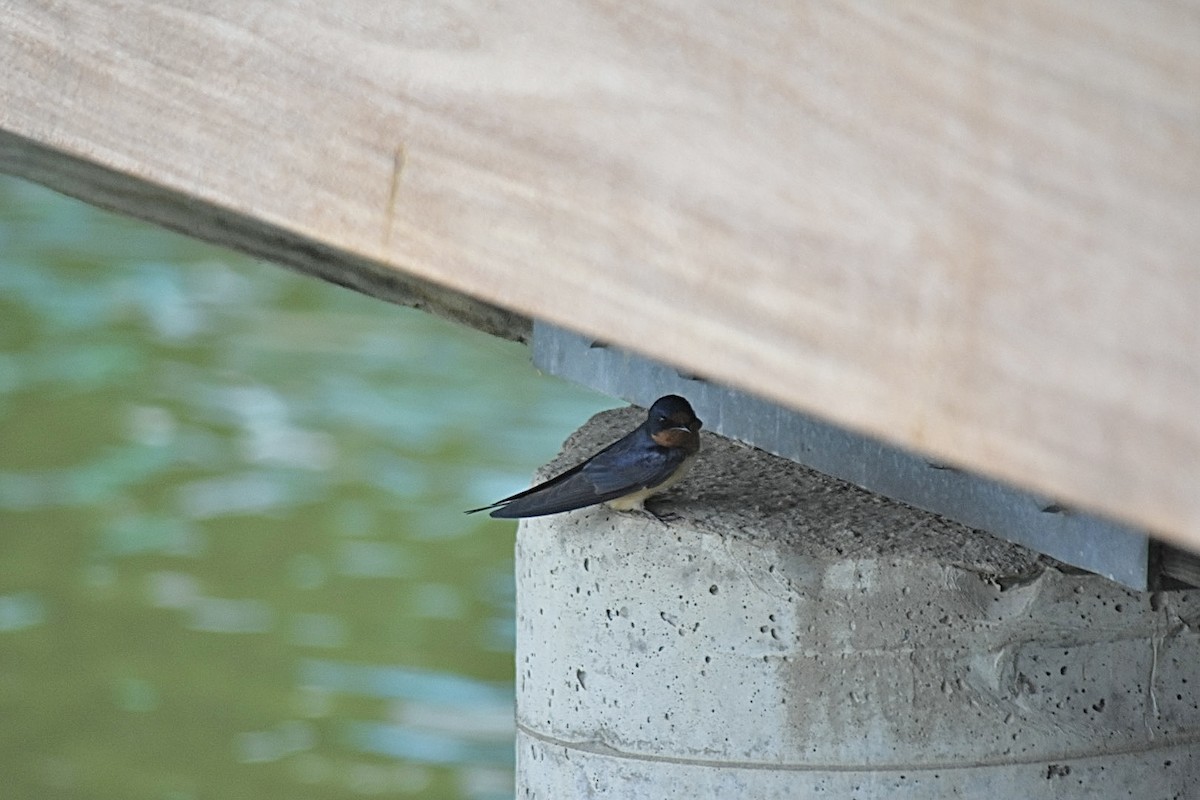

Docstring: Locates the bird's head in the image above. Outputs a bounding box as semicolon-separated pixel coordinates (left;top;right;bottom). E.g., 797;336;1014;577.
646;395;702;450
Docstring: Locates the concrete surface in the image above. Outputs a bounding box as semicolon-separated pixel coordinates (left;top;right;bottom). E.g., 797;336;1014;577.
515;407;1200;799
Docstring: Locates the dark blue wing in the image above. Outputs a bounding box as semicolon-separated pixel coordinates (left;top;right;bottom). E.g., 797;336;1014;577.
581;435;686;494
471;430;683;519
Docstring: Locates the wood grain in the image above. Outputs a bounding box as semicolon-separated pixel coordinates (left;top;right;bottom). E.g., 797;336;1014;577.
1;1;1198;548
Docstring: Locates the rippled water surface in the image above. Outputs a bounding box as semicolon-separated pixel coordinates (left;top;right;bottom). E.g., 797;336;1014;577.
0;176;616;799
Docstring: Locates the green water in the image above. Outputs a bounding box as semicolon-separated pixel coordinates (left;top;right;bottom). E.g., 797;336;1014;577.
0;176;616;799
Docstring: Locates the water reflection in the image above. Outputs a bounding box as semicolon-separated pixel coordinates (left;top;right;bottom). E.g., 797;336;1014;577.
0;176;616;798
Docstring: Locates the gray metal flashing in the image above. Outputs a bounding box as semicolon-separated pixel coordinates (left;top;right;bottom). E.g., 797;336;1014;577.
532;322;1154;590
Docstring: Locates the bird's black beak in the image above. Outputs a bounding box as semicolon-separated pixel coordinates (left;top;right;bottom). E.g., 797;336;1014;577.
668;414;702;433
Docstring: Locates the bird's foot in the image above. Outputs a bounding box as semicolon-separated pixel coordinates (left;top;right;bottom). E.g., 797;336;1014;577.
640;503;680;524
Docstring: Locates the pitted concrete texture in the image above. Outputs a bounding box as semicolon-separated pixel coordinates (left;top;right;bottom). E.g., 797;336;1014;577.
515;406;1200;799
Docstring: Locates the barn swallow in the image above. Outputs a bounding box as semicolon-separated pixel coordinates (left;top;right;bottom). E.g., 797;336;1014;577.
467;394;702;519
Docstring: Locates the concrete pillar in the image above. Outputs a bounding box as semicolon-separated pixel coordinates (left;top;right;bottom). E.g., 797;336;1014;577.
515;407;1200;799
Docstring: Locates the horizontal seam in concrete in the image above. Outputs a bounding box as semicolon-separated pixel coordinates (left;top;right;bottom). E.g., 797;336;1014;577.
517;722;1200;773
748;629;1179;658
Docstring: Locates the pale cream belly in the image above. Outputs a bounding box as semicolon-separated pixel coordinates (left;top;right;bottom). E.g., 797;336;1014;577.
604;455;696;511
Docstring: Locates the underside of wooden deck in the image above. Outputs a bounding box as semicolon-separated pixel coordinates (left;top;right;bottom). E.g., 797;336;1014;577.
2;1;1198;550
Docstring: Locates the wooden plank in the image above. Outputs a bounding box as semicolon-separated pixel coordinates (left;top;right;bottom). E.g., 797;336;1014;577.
0;132;529;342
1;2;1198;549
